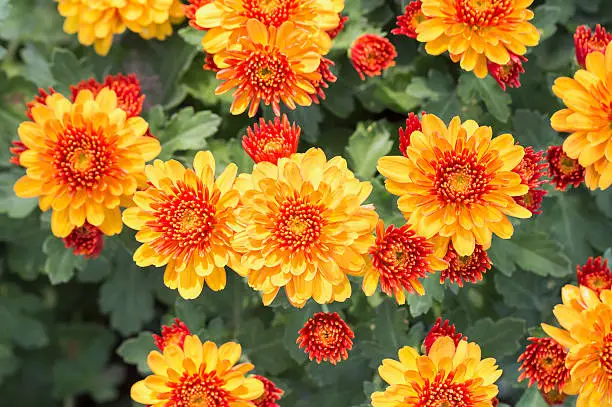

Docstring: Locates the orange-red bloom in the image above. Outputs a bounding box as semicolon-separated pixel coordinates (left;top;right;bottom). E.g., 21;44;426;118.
242;114;301;165
512;146;547;215
487;53;527;91
518;337;570;394
423;317;465;354
440;244;491;286
399;112;423;157
392;1;424;39
184;0;212;30
71;74;145;118
350;34;397;80
546;145;585;191
577;256;612;296
310;57;337;104
62;222;104;258
328;14;348;40
297;312;354;365
253;375;283;407
153;318;191;351
574;24;612;67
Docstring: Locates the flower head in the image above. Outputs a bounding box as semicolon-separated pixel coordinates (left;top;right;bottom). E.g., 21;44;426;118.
423;317;466;354
416;0;539;78
122;151;244;299
232;147;378;307
392;1;425;39
377;113;532;257
327;14;348;40
574;24;612;67
363;220;446;304
242;114;301;165
310;57;337;104
371;336;502;407
517;337;570;393
131;336;264;406
13;89;160;238
440;243;491;286
214;20;322;117
153;318;192;351
26;87;56;120
399;112;423;157
297;312;354;364
577;257;612;296
184;0;212;30
550;42;612;190
350;34;397;80
62;222;104;258
253;375;283;407
546;145;585;191
487;53;528;91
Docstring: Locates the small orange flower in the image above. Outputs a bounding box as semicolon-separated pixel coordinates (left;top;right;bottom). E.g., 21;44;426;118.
512;147;547;215
9;141;27;167
546;145;585;191
399;111;423;157
327;14;348;40
392;1;424;39
574;24;612;67
62;222;104;258
310;57;337;104
440;244;491;287
422;317;466;354
577;256;612;296
184;0;212;30
152;318;191;351
518;337;570;394
297;312;354;365
350;34;397;80
487;53;528;91
253;375;284;407
242;114;300;165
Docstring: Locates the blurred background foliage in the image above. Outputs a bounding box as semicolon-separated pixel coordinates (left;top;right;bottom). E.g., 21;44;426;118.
0;0;610;406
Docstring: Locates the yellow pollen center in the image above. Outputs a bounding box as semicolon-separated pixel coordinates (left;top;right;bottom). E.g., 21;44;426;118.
180;209;199;232
258;0;280;12
263;140;283;153
71;150;93;171
456;0;513;28
417;375;471;407
448;171;472;193
275;198;325;250
559;155;578;174
469;0;492;12
315;326;335;347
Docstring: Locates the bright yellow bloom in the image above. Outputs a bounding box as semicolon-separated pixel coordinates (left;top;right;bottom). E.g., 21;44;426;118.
13;89;160;238
416;0;540;78
131;335;264;406
377;114;531;258
550;42;612;190
122;152;245;300
56;0;184;55
195;0;343;54
232;147;378;308
542;285;612;406
371;336;502;407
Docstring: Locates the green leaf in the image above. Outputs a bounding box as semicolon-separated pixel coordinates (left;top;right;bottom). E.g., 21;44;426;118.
42;236;87;285
465;317;526;357
283;303;317;363
373;300;409;354
20;45;54;88
286;104;323;143
458;73;511;123
0;342;19;384
116;332;155;375
407;276;444;317
207;138;254;174
50;48;92;93
346;121;393;179
532;5;563;41
512;109;558;151
494;272;556;312
0;284;48;349
178;26;203;47
239;319;293;375
0;170;38;218
516;386;550;407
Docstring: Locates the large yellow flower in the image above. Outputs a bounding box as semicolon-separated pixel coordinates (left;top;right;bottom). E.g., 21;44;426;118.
416;0;540;78
542;285;612;406
131;335;264;406
550;42;612;190
377;114;531;257
195;0;343;54
122;152;245;300
56;0;184;55
13;89;160;238
371;336;502;407
232;147;378;308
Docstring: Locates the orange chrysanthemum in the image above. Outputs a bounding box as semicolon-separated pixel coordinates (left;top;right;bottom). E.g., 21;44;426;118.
574;24;612;67
13;89;161;238
122;152;245;299
71;74;145;118
371;336;502;407
242;114;301;165
252;375;283;407
153;318;192;352
422;317;466;354
327;14;348;40
232;147;378;307
377;113;532;258
416;0;540;78
487;52;527;91
392;1;425;39
62;222;104;259
310;57;337;104
131;336;264;406
363;220;446;304
546;145;585;191
214;20;322;117
577;256;612;296
297;312;354;365
350;34;397;80
440;243;491;286
399;111;424;157
184;0;212;30
517;337;570;394
512;146;547;215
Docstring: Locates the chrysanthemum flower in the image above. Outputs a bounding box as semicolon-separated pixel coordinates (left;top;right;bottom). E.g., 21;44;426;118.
153;318;191;351
350;34;397;80
371;336;502;407
487;53;528;91
327;14;348;40
184;0;212;30
377;113;531;257
363;220;446;304
62;222;104;259
440;243;491;286
195;0;343;54
399;112;423;157
542;284;612;405
517;337;570;394
550;43;612;190
422;317;465;354
416;0;540;78
512;146;547;215
13;89;161;238
242;114;301;165
574;24;612;67
310;57;337;104
252;375;283;407
122;151;244;299
392;1;425;39
577;256;612;296
131;336;264;406
297;312;354;365
546;145;585;191
232;147;378;307
214;19;322;117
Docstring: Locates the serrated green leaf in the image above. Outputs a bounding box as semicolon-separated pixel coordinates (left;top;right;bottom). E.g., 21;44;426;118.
346;121;393;179
532;5;562;40
0;284;48;349
516;386;549;407
50;48;92;93
465;317;526;357
512;109;558;151
458;74;511;123
407;277;444;317
178;26;203;47
373;300;409;354
286;104;323;143
42;236;87;285
493;273;555;311
116;332;155;375
20;45;54;88
0;171;38;218
283;303;317;363
239;319;293;375
155;108;221;160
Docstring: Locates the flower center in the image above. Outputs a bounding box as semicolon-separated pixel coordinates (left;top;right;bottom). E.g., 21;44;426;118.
274;198;324;250
435;154;490;205
415;374;472;407
456;0;513;28
314;325;336;347
585;272;612;289
262;139;284;153
243;0;294;27
170;372;230;407
559;154;579;174
600;333;612;375
244;51;294;98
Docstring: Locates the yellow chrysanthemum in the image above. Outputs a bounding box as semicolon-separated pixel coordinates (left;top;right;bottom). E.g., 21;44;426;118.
195;0;344;54
131;335;264;406
377;114;532;258
122;152;245;300
13;89;160;238
542;284;612;406
232;147;378;308
416;0;540;78
371;336;502;407
550;42;612;190
56;0;184;55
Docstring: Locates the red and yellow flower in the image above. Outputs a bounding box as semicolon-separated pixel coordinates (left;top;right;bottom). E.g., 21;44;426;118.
440;243;491;286
62;222;104;259
297;312;354;364
398;112;423;157
517;337;570;394
487;53;528;91
70;74;146;119
546;145;585;191
574;24;612;67
242;114;301;165
577;256;612;296
512;146;547;215
252;375;283;407
350;34;397;80
422;317;466;354
392;1;425;39
184;0;212;30
153;318;192;352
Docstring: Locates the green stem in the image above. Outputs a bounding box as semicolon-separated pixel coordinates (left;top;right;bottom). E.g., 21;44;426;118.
321;304;330;313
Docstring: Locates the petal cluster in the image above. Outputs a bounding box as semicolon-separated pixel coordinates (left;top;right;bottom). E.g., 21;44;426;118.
574;24;612;67
297;311;354;364
350;34;397;80
422;317;466;354
546;145;585;191
242;114;301;164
